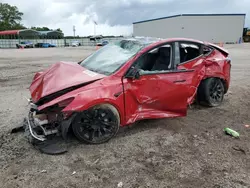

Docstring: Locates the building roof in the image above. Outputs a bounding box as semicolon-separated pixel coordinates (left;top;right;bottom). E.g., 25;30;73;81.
0;30;20;35
0;29;40;36
38;30;63;35
133;13;246;24
0;29;63;36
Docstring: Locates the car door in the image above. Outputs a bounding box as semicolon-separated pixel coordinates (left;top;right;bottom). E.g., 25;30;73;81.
122;42;199;124
175;41;207;103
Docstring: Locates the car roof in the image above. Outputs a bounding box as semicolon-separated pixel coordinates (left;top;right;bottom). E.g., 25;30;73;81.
123;37;204;47
124;37;228;56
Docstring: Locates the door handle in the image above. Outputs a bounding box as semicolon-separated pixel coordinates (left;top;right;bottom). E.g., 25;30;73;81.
173;79;186;83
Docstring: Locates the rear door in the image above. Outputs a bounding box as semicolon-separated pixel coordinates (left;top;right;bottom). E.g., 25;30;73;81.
175;41;206;103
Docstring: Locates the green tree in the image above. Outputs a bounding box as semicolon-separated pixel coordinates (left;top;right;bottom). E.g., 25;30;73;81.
56;28;63;33
31;27;63;33
0;3;25;30
31;26;51;31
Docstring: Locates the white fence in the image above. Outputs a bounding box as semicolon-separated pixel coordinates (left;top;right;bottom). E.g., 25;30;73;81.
0;38;124;48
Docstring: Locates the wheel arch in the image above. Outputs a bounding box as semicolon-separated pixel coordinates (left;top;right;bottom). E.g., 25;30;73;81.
66;100;123;125
89;103;121;125
199;76;228;94
196;76;226;107
70;102;121;144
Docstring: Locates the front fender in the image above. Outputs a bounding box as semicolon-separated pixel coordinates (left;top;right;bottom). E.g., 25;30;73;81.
62;86;125;124
62;88;124;113
37;76;125;124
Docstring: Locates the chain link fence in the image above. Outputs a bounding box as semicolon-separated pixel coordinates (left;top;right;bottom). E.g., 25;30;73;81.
0;37;124;49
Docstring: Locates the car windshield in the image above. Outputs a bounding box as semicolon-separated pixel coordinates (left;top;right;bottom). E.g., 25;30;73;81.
80;40;144;75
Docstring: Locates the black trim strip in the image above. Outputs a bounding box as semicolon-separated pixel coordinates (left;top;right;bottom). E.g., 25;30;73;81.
36;80;100;106
173;79;186;83
140;69;195;76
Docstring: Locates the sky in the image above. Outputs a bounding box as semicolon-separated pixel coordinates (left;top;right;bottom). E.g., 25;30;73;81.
1;0;250;36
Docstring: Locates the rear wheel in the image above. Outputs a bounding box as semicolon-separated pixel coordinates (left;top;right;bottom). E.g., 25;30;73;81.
72;104;120;144
197;78;225;107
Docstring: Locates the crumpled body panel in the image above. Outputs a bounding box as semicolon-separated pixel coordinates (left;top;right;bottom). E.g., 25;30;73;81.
29;61;105;103
29;38;231;127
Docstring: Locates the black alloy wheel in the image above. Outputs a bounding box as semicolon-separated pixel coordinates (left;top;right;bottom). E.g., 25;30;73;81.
209;78;224;105
72;104;120;144
198;78;225;107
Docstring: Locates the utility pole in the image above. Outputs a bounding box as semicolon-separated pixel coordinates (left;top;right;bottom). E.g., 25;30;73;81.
73;25;76;37
93;21;97;36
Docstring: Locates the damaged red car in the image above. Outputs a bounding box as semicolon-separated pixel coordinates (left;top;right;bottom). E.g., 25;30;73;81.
27;38;231;144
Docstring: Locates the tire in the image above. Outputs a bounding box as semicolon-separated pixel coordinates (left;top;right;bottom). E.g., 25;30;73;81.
197;78;225;107
72;104;120;144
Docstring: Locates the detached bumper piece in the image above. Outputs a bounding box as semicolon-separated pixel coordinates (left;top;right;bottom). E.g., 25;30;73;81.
22;111;68;155
10;99;78;155
26;111;46;142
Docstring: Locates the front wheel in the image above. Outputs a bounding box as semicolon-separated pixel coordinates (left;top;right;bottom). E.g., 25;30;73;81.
72;104;120;144
197;78;225;107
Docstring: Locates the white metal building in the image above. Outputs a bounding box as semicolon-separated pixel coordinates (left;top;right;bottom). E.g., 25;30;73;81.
133;14;246;43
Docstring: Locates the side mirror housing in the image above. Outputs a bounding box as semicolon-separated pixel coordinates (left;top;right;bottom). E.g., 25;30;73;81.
125;67;141;79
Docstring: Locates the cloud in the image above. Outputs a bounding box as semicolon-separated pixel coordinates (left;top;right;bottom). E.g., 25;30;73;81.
2;0;250;36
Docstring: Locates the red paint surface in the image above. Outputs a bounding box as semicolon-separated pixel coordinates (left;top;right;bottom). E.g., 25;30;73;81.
30;38;231;126
0;30;20;35
29;62;106;103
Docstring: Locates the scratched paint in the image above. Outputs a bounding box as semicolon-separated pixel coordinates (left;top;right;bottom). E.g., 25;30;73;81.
29;38;231;127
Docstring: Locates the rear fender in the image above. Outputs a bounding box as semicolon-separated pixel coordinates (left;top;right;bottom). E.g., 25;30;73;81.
204;58;230;92
207;43;229;57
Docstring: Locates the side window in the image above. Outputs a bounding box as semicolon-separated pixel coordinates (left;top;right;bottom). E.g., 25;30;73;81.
179;43;201;63
134;44;173;73
202;45;213;55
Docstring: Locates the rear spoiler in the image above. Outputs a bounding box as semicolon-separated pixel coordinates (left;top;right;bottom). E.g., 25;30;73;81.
207;42;229;57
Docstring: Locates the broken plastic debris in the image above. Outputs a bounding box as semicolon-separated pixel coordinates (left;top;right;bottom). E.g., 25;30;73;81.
245;124;250;128
208;152;212;155
224;128;239;138
72;171;76;175
117;182;123;187
93;158;100;164
35;139;68;155
41;170;47;173
34;118;48;126
11;124;24;134
232;146;246;154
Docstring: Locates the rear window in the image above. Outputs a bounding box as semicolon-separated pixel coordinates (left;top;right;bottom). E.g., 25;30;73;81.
203;45;213;55
179;43;201;63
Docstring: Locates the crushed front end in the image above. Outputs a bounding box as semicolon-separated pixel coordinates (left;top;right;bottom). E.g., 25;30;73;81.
24;98;76;144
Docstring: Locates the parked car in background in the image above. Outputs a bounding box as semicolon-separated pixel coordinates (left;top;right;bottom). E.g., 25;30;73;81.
35;43;56;48
26;37;231;145
16;41;34;48
97;40;109;46
48;43;56;47
72;41;81;47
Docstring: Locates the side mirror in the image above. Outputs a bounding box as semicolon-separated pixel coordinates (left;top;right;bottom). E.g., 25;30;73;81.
126;67;141;79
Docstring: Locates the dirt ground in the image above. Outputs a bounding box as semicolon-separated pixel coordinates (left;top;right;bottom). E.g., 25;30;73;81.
0;44;250;188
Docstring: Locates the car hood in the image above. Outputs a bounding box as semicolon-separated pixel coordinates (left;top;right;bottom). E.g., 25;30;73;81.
29;61;106;103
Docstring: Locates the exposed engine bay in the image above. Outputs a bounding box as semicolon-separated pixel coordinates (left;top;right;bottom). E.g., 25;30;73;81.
17;99;77;155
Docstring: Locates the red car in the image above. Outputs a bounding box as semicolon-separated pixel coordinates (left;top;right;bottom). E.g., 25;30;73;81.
27;38;231;144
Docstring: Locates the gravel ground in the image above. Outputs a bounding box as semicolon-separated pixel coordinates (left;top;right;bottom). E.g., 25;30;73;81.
0;45;250;188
